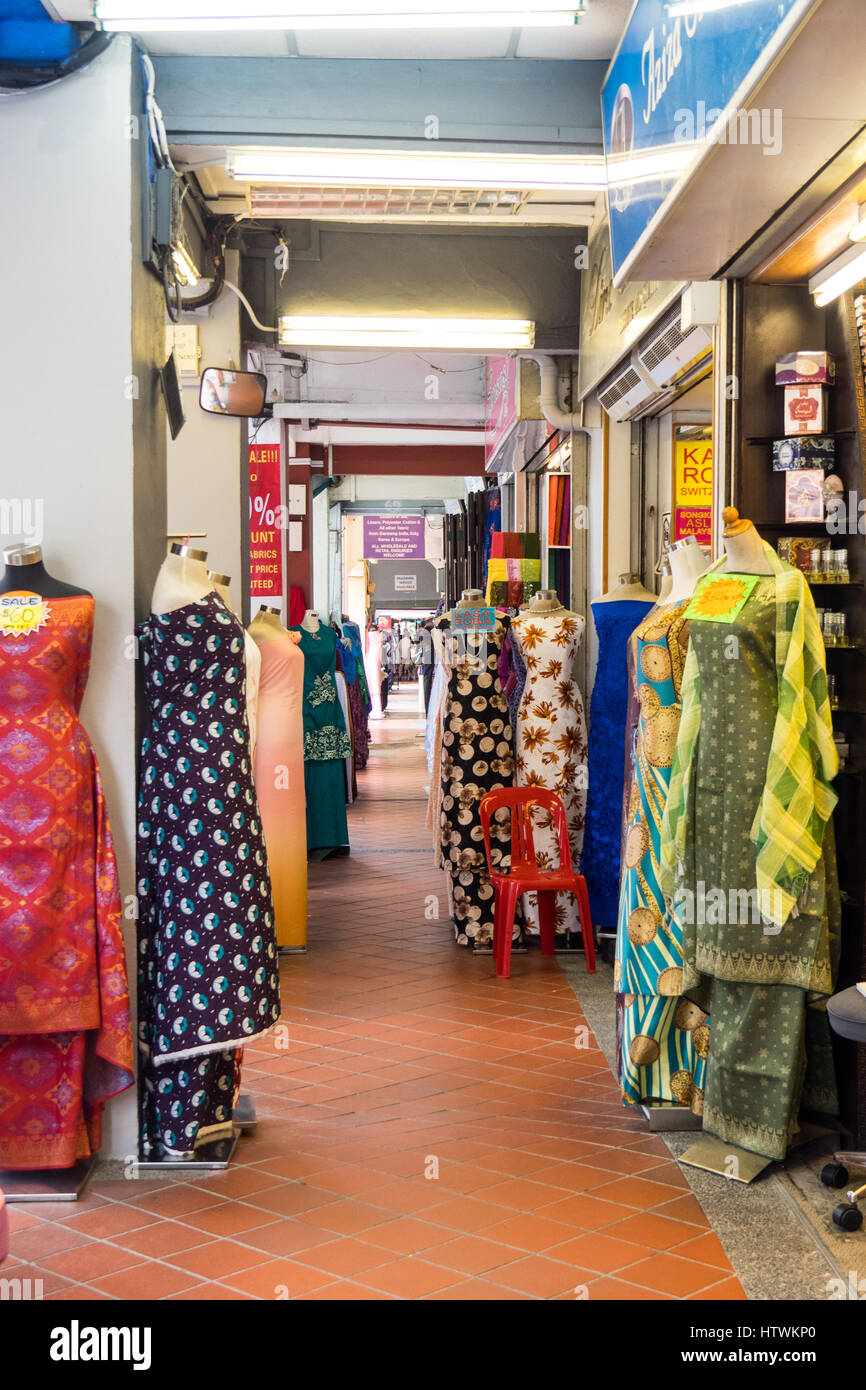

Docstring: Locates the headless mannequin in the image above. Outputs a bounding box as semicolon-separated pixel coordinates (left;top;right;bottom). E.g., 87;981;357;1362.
658;562;673;605
718;507;774;574
666;535;711;605
1;544;89;598
455;588;484;611
301;608;320;634
151;543;211;615
249;605;285;639
529;587;566;615
208;571;234;611
594;572;656;605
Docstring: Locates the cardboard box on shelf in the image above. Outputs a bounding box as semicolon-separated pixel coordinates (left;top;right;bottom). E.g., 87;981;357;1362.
775;351;836;386
783;385;828;434
772;435;835;470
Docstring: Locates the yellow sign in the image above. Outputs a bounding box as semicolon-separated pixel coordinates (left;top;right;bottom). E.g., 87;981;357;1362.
0;591;51;638
674;433;713;545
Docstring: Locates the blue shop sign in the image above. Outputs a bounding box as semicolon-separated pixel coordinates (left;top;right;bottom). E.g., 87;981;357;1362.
601;0;819;283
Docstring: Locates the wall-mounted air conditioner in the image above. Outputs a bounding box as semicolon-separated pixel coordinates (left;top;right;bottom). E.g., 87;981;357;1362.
636;303;713;389
597;357;658;422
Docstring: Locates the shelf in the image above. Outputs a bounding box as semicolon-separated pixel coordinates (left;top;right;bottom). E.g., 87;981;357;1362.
746;430;856;444
548;544;571;550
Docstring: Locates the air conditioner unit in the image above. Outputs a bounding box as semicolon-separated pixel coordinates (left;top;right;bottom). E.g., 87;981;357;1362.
637;303;712;389
597;357;658;422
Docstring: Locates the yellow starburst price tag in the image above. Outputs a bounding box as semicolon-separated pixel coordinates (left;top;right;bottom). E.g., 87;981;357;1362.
0;591;52;639
684;573;759;625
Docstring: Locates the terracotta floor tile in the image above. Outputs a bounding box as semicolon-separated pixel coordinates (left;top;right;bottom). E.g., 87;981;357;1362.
224;1259;335;1300
533;1193;637;1231
423;1279;528;1300
361;1258;464;1299
36;1242;145;1282
173;1283;255;1300
362;1178;450;1215
607;1211;707;1251
363;1217;455;1255
295;1200;395;1236
8;1223;93;1261
89;1261;201;1300
590;1175;690;1210
240;1185;338;1218
181;1203;283;1238
623;1252;728;1298
297;1237;392;1278
170;1240;272;1279
45;1285;114;1301
238;1221;336;1257
673;1231;734;1271
424;1196;514;1233
477;1213;575;1253
544;1231;649;1275
430;1235;534;1276
293;1281;397;1300
480;1178;574;1211
691;1276;748;1301
491;1255;595;1299
585;1276;676;1301
114;1221;213;1259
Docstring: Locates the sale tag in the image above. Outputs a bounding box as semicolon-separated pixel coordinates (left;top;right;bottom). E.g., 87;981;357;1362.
452;606;496;631
685;573;759;625
0;591;51;638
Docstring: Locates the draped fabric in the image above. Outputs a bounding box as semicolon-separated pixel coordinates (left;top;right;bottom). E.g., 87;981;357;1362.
582;599;655;928
292;622;351;851
0;595;133;1169
137;593;280;1158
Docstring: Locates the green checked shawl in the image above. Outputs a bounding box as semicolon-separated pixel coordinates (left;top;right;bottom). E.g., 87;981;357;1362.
660;542;838;928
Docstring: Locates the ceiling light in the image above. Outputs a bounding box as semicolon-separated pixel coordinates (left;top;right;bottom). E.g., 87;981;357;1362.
278;315;535;350
228;148;606;193
849;204;866;243
809;243;866;306
604;145;695;189
97;1;583;30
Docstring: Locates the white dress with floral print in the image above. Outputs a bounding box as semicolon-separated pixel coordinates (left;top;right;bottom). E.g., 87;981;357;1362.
511;609;588;935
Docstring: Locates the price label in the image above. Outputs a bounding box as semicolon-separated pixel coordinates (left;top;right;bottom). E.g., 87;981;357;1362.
0;591;51;638
452;606;496;631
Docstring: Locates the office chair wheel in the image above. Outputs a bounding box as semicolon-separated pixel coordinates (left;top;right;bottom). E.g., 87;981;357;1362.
832;1202;863;1232
821;1161;849;1189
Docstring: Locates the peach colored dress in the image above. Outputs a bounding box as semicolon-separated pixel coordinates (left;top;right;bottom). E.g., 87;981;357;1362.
251;627;308;949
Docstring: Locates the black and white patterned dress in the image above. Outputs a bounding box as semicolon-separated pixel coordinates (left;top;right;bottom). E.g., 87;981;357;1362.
136;593;280;1158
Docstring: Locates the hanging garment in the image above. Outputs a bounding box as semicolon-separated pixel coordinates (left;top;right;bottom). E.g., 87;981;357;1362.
251;624;307;950
137;593;280;1158
615;600;708;1112
0;595;134;1170
437;618;517;947
292;621;352;852
340;621;371;770
582;598;655;929
510;609;588;936
365;628;384;720
660;562;839;1161
497;624;528;732
335;670;355;803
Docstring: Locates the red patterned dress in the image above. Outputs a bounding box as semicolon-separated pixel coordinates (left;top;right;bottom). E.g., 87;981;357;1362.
0;593;133;1169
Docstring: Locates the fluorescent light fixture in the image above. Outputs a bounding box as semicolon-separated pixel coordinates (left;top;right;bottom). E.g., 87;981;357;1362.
849;204;866;243
228;148;606;193
278;315;535;350
97;1;582;30
809;242;866;306
171;244;199;287
666;0;753;16
605;144;695;189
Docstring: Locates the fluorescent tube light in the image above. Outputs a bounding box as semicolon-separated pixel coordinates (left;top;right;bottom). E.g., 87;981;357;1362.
849;205;866;243
809;243;866;306
97;1;582;30
227;149;606;193
171;244;200;287
278;315;535;350
666;0;753;16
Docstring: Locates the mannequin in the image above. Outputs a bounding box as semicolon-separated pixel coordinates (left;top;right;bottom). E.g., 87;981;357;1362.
666;535;711;604
301;607;320;633
249;604;284;637
718;507;774;574
529;587;565;615
455;588;484;610
207;570;233;609
1;543;89;598
151;543;211;614
595;572;656;605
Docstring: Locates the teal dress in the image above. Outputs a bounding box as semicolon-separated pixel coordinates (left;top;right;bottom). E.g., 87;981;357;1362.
291;622;352;852
616;601;709;1113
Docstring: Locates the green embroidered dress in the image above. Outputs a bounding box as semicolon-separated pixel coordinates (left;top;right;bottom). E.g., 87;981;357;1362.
292;622;352;851
664;573;839;1161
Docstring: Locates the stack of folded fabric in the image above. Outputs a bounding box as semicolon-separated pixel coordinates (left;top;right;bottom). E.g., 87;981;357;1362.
485;531;542;607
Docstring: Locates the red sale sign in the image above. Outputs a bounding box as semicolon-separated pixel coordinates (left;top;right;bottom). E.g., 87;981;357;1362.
249;443;283;597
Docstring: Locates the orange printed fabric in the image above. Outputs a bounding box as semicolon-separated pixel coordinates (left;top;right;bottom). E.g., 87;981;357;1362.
0;595;133;1169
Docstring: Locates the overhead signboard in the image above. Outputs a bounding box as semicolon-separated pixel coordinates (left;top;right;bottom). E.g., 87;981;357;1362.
485;357;520;470
674;431;713;547
601;0;818;284
363;515;425;560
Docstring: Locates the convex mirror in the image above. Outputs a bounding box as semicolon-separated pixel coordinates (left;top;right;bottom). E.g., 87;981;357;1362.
199;367;267;417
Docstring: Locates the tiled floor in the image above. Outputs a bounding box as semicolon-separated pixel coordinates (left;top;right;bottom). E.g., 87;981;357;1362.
2;685;745;1301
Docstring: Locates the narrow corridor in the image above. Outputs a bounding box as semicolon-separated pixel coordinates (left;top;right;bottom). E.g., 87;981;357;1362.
3;687;744;1301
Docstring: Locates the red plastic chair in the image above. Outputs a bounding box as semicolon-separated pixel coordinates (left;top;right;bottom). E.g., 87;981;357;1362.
480;787;595;979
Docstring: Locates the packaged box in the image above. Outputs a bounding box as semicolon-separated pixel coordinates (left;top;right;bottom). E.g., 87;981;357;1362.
785;470;825;523
775;351;836;386
783;385;828;434
777;536;825;573
772;435;835;470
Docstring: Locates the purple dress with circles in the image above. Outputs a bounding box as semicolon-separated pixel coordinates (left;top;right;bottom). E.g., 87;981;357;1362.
136;592;280;1159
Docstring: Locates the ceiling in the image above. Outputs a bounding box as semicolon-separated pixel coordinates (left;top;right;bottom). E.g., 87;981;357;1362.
52;1;632;61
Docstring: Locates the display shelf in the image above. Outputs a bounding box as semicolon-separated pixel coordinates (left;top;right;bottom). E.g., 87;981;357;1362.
745;429;857;444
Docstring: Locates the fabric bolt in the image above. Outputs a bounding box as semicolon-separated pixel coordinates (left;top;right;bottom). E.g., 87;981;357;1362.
292;622;351;852
660;574;839;1161
0;594;134;1169
582;598;655;928
437;619;517;947
510;609;588;936
615;600;708;1113
136;593;280;1159
251;624;307;951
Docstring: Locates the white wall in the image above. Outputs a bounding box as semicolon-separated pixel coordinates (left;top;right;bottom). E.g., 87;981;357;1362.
167;251;243;607
0;39;165;1162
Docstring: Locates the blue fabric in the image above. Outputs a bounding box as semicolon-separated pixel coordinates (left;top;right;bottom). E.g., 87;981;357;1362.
582;598;655;928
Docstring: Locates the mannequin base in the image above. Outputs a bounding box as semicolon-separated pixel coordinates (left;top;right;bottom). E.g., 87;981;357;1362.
0;1155;96;1203
136;1132;239;1172
639;1102;704;1133
234;1094;258;1132
679;1121;837;1183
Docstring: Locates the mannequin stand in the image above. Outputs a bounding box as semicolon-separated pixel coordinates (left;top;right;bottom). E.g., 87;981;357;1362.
136;1132;240;1173
0;1156;97;1203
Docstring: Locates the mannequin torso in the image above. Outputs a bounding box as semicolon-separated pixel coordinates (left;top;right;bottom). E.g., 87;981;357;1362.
594;573;656;605
151;547;212;614
718;523;774;575
1;547;89;599
667;540;711;605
